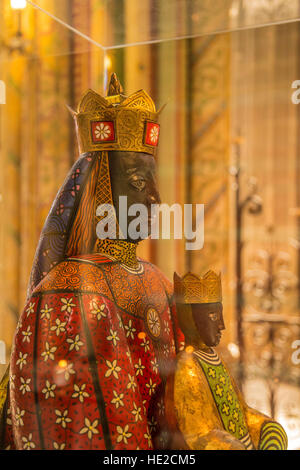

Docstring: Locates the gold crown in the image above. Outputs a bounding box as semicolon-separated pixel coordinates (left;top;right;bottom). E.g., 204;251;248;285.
68;73;160;156
174;271;222;304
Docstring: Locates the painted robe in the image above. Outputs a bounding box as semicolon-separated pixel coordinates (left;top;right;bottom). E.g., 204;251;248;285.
2;254;184;450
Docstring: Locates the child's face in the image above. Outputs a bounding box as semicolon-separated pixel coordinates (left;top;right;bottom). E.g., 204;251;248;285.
191;302;225;347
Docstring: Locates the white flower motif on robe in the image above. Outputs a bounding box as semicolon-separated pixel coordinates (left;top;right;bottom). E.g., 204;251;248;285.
111;390;125;409
50;318;67;336
134;358;145;376
40;304;53;320
72;383;89;403
53;442;66;450
22;433;35;450
26;302;35;317
42;380;56;399
79;418;100;440
19;377;31;395
57;362;75;381
15;407;25;426
90;300;107;321
106;329;120;347
105;359;121;379
124;320;136;339
146;378;157;396
22;326;32;343
148;416;157;433
144;427;152;448
66;334;84;351
41;342;57;362
116;424;132;445
131;403;142;422
55;409;72;429
16;352;28;370
60;297;76;314
127;374;137;391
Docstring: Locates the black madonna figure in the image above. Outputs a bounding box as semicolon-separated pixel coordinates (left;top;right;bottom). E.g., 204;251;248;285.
0;74;184;450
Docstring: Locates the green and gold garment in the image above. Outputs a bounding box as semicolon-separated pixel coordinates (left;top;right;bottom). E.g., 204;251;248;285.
193;349;254;450
258;421;288;450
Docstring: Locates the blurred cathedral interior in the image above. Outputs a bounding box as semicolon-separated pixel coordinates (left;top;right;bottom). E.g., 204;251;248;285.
0;0;300;449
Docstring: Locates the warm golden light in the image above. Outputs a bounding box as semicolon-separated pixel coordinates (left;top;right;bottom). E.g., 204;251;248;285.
227;342;240;358
11;0;27;9
104;55;112;70
138;332;146;340
58;359;67;368
185;346;194;354
0;80;6;105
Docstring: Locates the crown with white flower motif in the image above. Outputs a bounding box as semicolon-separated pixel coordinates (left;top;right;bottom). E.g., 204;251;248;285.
68;73;161;156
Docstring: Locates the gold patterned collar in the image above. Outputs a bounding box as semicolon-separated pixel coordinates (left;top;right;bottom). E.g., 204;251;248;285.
94;238;142;272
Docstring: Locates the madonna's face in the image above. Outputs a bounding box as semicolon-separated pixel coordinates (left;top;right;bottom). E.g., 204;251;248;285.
191;302;225;348
109;151;161;242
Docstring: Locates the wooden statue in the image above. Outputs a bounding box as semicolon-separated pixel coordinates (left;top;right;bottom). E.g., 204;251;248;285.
0;74;184;450
165;271;288;450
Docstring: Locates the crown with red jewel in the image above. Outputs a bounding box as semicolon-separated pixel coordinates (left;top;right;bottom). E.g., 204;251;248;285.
68;73;161;156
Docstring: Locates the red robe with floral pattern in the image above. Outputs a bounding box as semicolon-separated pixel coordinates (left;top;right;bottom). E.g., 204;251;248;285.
3;254;184;450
